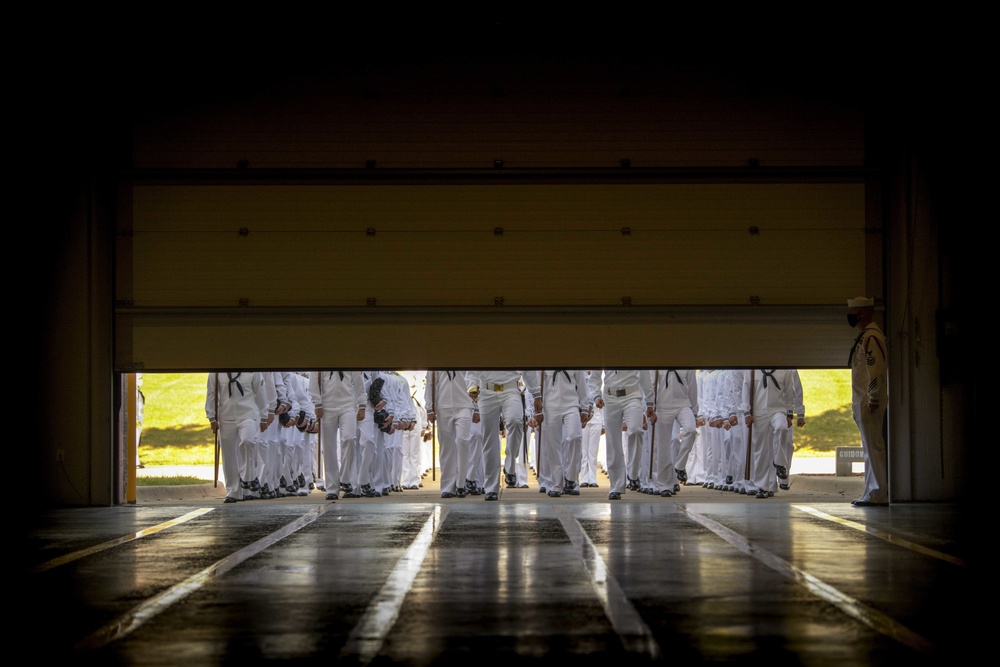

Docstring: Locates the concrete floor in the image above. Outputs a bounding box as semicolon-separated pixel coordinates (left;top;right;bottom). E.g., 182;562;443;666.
26;471;978;665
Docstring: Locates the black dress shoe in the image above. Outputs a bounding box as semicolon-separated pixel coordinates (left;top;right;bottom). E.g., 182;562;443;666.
440;491;455;499
325;492;338;501
773;463;789;480
608;492;622;500
223;496;238;504
675;469;688;483
660;489;673;497
547;490;562;497
485;492;499;501
755;489;768;499
852;499;888;507
505;473;517;488
539;486;547;493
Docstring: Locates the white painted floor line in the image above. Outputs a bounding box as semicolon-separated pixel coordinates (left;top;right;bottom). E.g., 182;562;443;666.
557;507;662;659
32;508;215;574
75;505;330;651
793;504;967;567
678;506;934;654
339;505;448;665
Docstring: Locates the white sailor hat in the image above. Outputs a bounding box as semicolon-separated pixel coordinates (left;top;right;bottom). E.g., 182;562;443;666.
847;296;874;308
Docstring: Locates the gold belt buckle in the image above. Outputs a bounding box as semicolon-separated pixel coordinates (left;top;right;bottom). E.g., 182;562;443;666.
613;388;627;397
493;383;505;392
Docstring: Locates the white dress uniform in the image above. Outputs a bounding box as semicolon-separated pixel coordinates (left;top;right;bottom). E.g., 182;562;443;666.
682;370;712;484
720;369;752;494
286;372;317;495
525;370;590;497
355;371;382;497
400;372;427;491
205;371;269;502
773;369;806;489
851;319;889;505
587;370;653;499
385;371;417;494
744;369;796;497
646;369;699;496
261;372;292;497
580;379;605;488
309;370;366;500
513;381;534;487
697;369;722;488
426;370;475;497
467;371;528;499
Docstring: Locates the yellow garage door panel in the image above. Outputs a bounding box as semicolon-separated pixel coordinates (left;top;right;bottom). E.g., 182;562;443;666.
125;308;856;371
132;183;864;232
131;227;862;307
129;182;865;307
121;180;866;369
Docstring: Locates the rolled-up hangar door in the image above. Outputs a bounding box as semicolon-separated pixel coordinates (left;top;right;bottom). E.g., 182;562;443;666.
115;61;874;372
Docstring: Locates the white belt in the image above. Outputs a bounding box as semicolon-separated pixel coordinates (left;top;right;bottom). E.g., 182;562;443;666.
606;386;639;397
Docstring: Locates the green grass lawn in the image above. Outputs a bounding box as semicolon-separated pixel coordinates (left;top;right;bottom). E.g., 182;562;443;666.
139;370;859;469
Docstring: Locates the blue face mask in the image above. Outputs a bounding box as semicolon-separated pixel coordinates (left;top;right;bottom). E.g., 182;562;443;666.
847;314;859;327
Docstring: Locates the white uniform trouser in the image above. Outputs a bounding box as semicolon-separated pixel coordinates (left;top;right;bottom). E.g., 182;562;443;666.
219;418;258;500
855;403;889;503
240;430;263;491
383;429;402;491
602;393;644;495
320;406;357;495
436;408;473;495
540;407;583;492
705;425;725;486
513;429;530;486
774;423;795;474
749;411;788;493
356;412;377;490
653;406;695;492
466;419;484;488
639;427;652;487
400;427;423;489
729;417;749;492
721;425;733;484
580;421;602;486
478;388;524;495
261;419;282;492
277;426;295;487
295;431;315;488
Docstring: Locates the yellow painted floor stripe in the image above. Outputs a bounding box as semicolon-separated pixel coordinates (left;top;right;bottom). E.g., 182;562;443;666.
793;504;967;567
557;507;662;659
339;506;448;665
75;505;330;651
31;508;215;574
679;506;934;654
